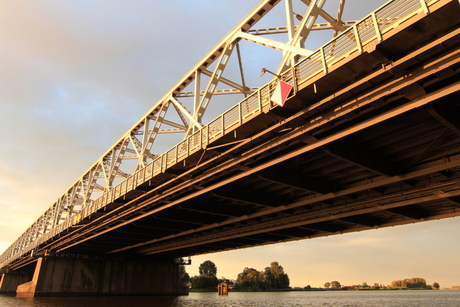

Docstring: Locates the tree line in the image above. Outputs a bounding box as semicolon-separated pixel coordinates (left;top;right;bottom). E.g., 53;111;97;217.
181;260;290;291
179;260;442;291
390;278;439;290
321;278;440;290
236;261;290;291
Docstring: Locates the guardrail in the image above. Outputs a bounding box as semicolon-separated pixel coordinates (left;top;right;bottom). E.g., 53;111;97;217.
0;0;445;269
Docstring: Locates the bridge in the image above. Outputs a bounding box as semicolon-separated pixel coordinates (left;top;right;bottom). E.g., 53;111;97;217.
1;0;460;297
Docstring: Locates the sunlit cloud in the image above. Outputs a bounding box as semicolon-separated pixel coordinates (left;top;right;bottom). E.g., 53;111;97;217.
336;236;389;248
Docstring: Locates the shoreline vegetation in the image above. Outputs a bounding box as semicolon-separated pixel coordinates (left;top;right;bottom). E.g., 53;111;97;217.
189;288;440;293
189;288;459;292
182;260;456;293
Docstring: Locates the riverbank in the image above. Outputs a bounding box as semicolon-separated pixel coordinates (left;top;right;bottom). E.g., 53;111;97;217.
191;287;440;292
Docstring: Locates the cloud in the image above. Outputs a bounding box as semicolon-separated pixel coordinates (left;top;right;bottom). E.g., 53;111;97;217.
336;236;383;248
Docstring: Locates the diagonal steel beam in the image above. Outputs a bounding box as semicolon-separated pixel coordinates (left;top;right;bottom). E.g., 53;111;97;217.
276;0;326;74
237;31;314;59
202;69;251;94
169;96;203;130
301;0;347;32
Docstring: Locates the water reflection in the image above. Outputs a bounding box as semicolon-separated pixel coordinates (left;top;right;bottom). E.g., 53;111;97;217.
1;290;460;307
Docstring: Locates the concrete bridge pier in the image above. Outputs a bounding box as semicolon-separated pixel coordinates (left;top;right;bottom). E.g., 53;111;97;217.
0;271;33;294
6;256;187;297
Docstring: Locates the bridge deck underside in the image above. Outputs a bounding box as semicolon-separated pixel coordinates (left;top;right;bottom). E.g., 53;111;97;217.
5;0;460;270
74;99;460;258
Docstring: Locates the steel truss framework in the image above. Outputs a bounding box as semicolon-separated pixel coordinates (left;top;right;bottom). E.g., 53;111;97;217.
1;0;459;270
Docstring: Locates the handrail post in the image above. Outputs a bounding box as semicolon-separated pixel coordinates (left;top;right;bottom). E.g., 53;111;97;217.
221;114;225;136
291;67;298;97
320;47;328;74
371;12;383;42
174;145;178;165
205;125;209;148
187;135;190;157
239;101;243;125
258;89;262;113
353;25;363;53
420;0;429;14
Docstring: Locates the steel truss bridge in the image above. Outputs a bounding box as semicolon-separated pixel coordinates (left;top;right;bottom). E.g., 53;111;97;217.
2;0;460;273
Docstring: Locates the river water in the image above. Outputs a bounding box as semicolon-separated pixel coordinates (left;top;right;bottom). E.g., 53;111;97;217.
1;290;460;307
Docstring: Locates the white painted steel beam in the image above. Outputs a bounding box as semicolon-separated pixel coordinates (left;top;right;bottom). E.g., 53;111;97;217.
276;0;326;74
237;31;314;58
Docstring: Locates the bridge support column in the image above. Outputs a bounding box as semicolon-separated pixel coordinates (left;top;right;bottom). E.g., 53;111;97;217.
14;257;187;297
16;257;42;297
0;271;33;294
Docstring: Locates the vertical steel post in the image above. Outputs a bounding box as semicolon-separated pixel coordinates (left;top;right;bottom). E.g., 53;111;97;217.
371;12;383;42
320;47;328;74
353;25;363;53
420;0;429;14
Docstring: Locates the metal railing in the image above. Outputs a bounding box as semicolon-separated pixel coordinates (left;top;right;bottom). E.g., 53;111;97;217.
0;0;446;269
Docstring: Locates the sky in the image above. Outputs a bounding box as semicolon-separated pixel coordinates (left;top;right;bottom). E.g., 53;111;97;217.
1;0;459;289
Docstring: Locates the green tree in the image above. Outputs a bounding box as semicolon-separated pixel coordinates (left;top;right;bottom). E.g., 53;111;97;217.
405;277;427;288
324;282;331;288
190;275;218;290
263;261;290;289
175;258;190;285
359;282;369;289
391;279;406;288
330;281;341;289
190;260;219;290
433;282;440;289
237;267;263;291
391;277;428;289
178;263;190;284
199;260;217;277
236;262;290;291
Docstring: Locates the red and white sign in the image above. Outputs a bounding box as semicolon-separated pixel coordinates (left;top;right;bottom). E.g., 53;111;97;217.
271;80;293;107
